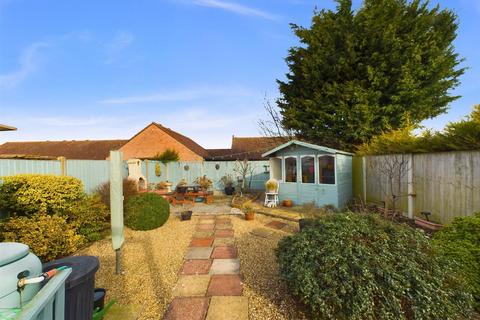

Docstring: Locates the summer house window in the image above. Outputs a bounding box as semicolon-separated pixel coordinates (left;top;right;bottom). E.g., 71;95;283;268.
301;156;315;183
319;155;335;184
285;157;297;182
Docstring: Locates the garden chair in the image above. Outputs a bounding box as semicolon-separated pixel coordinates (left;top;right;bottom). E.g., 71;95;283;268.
264;179;279;208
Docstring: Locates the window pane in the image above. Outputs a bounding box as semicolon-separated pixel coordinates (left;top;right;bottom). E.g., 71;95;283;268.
272;158;282;181
301;156;315;183
285;157;297;182
319;156;335;184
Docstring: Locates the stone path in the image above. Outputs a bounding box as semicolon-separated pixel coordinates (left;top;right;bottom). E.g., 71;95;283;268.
164;215;248;320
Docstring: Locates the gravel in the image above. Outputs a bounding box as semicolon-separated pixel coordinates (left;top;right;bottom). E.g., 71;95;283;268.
231;214;307;320
76;215;196;320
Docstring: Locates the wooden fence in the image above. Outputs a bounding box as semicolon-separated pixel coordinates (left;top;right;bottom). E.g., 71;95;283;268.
353;150;480;223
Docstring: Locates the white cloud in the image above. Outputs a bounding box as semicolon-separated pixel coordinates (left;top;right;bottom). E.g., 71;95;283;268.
190;0;279;20
105;31;134;64
0;42;49;89
99;85;257;104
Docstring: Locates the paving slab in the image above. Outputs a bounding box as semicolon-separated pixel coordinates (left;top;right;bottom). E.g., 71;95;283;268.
196;224;215;231
164;297;210;320
193;230;214;238
215;223;233;230
190;237;214;247
180;260;212;275
211;246;238;259
198;219;216;225
186;247;213;260
215;218;231;223
213;238;235;247
250;228;274;238
172;275;211;297
214;229;234;238
199;215;216;219
206;275;243;296
205;296;248;320
265;221;288;230
209;259;240;275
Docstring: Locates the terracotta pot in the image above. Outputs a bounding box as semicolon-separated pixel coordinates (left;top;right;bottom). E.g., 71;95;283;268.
245;212;255;220
414;217;443;231
282;199;293;207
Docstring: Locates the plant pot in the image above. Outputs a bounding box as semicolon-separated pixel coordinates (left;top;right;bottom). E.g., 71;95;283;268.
93;288;106;310
181;211;193;221
414;217;443;231
282;199;293;207
225;186;235;196
245;212;255;220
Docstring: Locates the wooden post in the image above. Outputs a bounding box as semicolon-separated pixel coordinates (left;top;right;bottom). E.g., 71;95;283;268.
58;157;66;176
407;154;415;219
362;157;367;203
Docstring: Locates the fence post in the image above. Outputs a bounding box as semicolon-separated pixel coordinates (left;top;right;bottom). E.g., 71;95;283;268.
362;157;367;202
58;157;66;176
407;154;415;219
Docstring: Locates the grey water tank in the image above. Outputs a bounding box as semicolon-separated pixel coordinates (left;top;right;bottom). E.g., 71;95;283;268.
0;242;42;308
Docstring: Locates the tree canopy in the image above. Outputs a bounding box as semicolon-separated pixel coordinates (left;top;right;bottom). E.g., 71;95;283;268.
277;0;465;151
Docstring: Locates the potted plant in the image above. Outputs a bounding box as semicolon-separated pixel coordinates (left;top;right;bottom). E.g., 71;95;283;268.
194;175;213;191
242;202;255;220
220;174;235;195
181;210;193;221
265;179;278;193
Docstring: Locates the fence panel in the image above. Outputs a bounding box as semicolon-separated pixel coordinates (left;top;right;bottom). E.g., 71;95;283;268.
0;159;61;176
66;160;111;194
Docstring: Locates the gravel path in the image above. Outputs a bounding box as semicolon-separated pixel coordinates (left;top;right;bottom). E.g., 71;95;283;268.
77;215;196;320
231;214;307;320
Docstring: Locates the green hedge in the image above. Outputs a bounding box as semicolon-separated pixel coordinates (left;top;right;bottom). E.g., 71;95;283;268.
433;212;480;311
124;193;170;230
0;174;84;217
276;213;473;319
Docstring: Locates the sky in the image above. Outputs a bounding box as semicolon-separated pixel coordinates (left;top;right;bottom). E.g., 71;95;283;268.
0;0;479;148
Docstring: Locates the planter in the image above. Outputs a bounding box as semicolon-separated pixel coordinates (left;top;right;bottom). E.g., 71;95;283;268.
224;186;235;196
282;199;293;207
181;211;193;221
414;217;443;231
245;212;255;221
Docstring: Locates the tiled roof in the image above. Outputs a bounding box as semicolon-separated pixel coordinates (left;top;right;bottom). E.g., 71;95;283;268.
152;123;210;158
205;137;285;160
0;140;127;160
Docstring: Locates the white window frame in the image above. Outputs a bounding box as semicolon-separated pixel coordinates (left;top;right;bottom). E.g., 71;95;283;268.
317;154;337;186
300;155;316;184
283;156;298;184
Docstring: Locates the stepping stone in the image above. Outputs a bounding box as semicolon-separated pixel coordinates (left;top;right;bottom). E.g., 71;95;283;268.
265;221;287;230
205;296;248;320
199;215;216;219
198;219;215;225
211;246;237;259
215;223;233;230
197;224;215;231
206;275;243;296
172;275;211;297
250;228;273;238
209;259;240;275
164;297;210;320
230;208;242;215
193;230;214;238
186;247;213;260
190;237;214;247
216;218;231;223
180;260;212;275
214;229;234;238
213;238;235;247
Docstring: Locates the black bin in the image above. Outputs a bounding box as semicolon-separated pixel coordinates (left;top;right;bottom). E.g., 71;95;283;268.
43;256;100;320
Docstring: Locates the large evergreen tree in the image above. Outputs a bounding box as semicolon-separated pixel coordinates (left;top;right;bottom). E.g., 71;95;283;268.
277;0;465;150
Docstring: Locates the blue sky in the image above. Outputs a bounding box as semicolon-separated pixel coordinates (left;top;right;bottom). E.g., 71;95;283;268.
0;0;479;148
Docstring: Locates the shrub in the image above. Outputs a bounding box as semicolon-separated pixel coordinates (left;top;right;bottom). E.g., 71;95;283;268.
433;212;480;311
95;178;138;208
64;195;110;242
1;213;85;262
124;193;170;230
152;148;180;163
0;174;84;217
276;213;473;320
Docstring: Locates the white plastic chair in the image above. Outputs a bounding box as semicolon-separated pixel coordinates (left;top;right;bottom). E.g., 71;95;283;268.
264;179;279;207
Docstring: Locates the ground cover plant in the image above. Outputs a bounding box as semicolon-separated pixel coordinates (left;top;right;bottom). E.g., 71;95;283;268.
124;193;170;230
432;212;480;311
276;213;473;319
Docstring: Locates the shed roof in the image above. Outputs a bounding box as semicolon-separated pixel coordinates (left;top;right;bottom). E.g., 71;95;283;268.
205;136;285;160
262;140;354;157
0;124;17;131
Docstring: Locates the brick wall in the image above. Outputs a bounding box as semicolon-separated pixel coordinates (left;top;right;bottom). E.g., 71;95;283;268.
118;124;203;161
